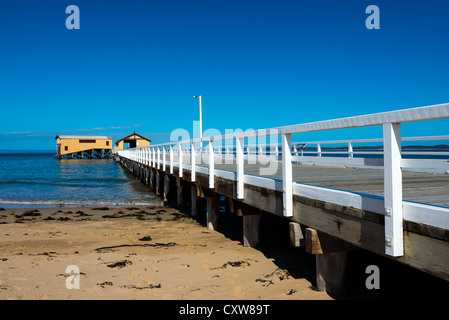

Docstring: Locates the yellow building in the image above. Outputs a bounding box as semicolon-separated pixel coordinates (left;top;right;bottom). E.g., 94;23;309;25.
55;135;113;159
115;133;151;152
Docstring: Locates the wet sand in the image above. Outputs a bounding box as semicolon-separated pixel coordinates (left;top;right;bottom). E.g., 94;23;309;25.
0;206;332;300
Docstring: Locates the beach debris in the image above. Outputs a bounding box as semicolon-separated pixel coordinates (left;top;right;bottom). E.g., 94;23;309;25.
20;210;41;217
107;260;132;269
92;207;110;211
97;281;113;288
28;252;58;259
255;278;274;286
75;211;92;217
58;217;71;221
138;236;152;241
264;268;291;281
121;283;161;290
210;260;251;270
255;268;292;287
286;289;297;295
95;242;178;253
102;212;144;219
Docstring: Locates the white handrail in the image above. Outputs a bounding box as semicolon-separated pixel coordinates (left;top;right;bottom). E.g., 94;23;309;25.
118;102;449;257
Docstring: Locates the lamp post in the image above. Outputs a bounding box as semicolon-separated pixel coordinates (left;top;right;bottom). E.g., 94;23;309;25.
193;95;202;147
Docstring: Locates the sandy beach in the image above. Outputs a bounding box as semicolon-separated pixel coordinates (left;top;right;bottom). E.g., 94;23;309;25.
0;205;332;300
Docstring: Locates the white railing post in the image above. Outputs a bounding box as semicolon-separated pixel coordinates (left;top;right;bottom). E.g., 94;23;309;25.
162;146;166;171
282;133;293;217
236;137;244;199
152;147;155;168
191;142;196;182
157;147;160;169
208;139;215;189
317;143;322;157
383;122;403;257
169;144;173;174
348;142;354;158
179;143;183;178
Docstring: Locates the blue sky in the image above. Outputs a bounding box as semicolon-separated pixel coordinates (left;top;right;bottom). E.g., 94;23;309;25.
1;0;449;150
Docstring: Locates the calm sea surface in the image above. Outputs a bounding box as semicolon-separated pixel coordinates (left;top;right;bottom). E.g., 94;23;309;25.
0;153;162;208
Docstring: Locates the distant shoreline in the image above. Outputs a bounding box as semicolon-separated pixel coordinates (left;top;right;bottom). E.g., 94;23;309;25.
0;150;55;154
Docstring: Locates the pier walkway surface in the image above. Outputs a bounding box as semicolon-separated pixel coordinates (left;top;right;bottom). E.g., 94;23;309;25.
117;103;449;295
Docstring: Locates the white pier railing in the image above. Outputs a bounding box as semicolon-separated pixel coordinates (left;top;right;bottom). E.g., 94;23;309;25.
118;103;449;257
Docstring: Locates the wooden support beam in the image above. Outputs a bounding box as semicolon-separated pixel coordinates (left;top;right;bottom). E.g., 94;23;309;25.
177;185;184;209
243;214;261;247
305;228;356;255
232;199;261;217
289;222;304;247
191;184;199;217
206;195;219;230
155;170;161;197
149;169;155;193
316;252;348;295
163;174;170;205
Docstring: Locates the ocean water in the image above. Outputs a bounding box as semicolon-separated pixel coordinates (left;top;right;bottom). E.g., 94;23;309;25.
0;153;162;208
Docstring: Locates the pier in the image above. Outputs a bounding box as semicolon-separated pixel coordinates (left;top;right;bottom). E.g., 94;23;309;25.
116;103;449;294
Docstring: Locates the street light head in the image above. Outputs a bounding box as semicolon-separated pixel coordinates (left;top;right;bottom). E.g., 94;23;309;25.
193;96;198;99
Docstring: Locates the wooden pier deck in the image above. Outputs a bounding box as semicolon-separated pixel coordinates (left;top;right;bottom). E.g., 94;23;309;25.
208;162;449;207
116;103;449;294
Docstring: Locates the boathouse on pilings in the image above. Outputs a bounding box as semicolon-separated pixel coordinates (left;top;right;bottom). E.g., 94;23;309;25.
54;135;113;159
114;132;151;153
